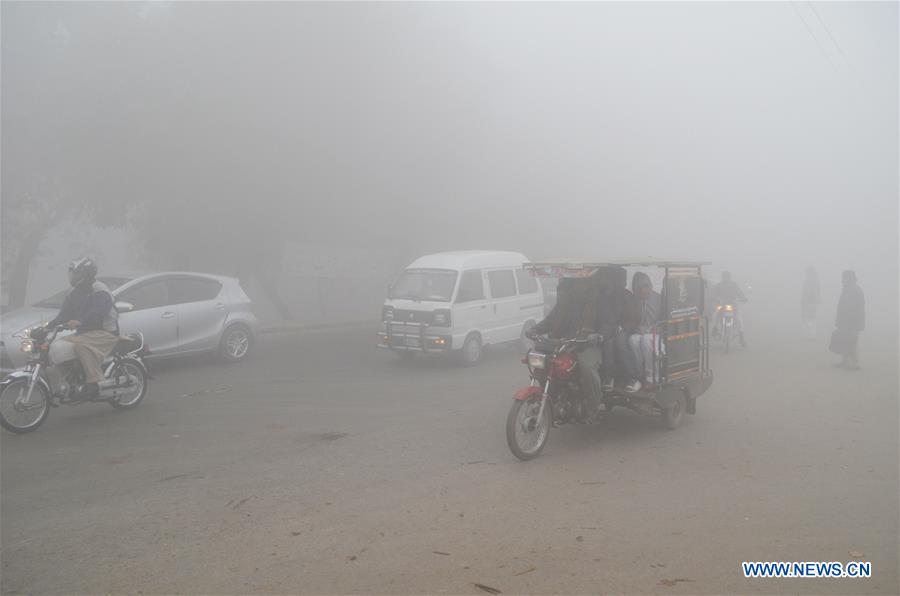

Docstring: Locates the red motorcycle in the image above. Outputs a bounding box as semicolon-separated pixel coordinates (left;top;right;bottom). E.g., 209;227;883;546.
506;335;595;460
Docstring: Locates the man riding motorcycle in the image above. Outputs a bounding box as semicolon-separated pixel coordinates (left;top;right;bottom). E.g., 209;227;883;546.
711;271;747;346
527;275;604;412
45;258;119;398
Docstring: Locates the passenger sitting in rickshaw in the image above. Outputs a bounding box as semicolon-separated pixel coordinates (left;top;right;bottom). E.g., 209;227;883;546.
590;266;635;392
624;272;662;393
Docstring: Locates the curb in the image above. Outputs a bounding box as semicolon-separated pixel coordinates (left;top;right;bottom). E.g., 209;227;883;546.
259;320;377;336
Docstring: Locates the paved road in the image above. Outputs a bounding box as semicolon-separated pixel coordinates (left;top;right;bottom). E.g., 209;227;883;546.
2;324;897;594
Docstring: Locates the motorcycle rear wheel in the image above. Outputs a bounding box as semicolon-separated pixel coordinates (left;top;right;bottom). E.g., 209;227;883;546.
0;379;50;433
109;360;148;410
506;397;551;461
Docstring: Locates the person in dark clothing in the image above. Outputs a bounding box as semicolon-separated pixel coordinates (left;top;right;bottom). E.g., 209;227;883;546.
588;266;637;391
46;258;119;398
530;278;586;339
801;266;821;339
712;271;748;303
830;270;865;370
529;277;603;407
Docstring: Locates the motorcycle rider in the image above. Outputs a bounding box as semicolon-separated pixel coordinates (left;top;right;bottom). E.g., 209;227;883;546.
711;271;748;346
45;258;119;398
529;278;584;339
528;277;604;408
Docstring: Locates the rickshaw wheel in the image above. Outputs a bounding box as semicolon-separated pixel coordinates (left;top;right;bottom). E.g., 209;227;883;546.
662;391;687;430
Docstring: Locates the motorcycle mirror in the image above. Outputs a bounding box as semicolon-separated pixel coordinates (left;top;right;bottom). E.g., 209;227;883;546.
115;301;135;313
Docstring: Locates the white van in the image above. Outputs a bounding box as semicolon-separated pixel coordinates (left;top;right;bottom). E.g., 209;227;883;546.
377;251;544;365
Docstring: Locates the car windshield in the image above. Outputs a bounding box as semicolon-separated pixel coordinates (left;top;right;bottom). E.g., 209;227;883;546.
390;269;457;302
31;276;133;309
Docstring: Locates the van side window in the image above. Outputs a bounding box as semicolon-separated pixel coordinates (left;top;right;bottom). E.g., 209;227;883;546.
515;269;539;295
488;270;516;299
456;270;485;303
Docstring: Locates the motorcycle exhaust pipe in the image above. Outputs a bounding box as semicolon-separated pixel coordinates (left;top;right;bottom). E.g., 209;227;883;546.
98;374;140;397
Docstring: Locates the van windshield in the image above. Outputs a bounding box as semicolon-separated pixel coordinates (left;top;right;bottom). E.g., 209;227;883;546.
390;269;458;302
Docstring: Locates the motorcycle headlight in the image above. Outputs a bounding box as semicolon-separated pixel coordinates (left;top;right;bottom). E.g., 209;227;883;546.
724;305;734;312
20;339;34;353
527;351;547;369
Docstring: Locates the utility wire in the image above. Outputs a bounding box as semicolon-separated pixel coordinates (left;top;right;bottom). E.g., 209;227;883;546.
790;1;837;71
807;1;854;73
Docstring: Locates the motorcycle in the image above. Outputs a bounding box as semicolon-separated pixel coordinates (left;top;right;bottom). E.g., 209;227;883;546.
713;303;745;353
506;335;597;460
0;325;151;433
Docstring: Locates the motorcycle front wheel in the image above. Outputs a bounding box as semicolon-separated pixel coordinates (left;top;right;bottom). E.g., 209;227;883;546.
0;379;50;433
506;397;551;461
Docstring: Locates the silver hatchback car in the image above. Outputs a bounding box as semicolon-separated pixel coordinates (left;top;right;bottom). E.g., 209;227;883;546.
1;272;259;374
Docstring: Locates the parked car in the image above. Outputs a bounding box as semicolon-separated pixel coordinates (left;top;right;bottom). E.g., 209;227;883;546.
377;251;544;365
1;272;259;374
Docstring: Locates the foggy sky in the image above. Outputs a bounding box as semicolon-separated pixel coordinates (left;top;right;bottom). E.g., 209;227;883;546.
3;2;898;326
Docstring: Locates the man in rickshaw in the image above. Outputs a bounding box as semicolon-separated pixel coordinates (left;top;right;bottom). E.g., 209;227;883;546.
624;271;662;392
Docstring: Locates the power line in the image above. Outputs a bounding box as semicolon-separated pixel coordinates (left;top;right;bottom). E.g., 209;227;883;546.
807;1;855;73
790;1;837;71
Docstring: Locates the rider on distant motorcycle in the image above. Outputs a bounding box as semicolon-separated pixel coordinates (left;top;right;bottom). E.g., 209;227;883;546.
45;258;119;398
711;271;748;346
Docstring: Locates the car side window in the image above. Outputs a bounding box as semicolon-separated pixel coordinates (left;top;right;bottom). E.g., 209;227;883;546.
487;270;516;299
515;269;539;295
168;278;222;305
118;280;169;311
456;270;485;303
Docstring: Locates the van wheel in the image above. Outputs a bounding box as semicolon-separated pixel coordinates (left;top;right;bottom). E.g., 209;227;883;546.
459;334;482;366
519;321;536;352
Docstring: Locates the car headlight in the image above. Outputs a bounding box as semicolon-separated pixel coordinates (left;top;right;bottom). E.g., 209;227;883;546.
432;309;451;327
13;327;32;339
527;351;547;369
20;339;34;353
382;306;394;321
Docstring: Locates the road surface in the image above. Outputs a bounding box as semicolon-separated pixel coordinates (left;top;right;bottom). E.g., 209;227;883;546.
2;324;897;594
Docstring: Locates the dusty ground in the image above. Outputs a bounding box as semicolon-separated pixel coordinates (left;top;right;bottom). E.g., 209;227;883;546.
2;323;897;594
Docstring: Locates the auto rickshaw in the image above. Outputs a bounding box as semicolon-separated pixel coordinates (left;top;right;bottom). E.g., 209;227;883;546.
506;260;714;460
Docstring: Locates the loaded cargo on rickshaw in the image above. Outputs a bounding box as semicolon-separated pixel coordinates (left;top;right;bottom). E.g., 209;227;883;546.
506;259;714;460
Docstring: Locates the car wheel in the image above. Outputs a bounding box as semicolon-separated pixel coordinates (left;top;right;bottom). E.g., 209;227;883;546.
458;333;482;366
220;325;253;362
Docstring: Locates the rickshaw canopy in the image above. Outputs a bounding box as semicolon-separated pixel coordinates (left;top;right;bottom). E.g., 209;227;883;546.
524;259;711;278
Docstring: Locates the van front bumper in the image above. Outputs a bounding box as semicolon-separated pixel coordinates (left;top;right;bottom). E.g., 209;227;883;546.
377;322;452;353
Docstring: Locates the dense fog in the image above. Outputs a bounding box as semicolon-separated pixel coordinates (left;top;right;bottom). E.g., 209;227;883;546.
4;2;897;333
1;3;897;593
